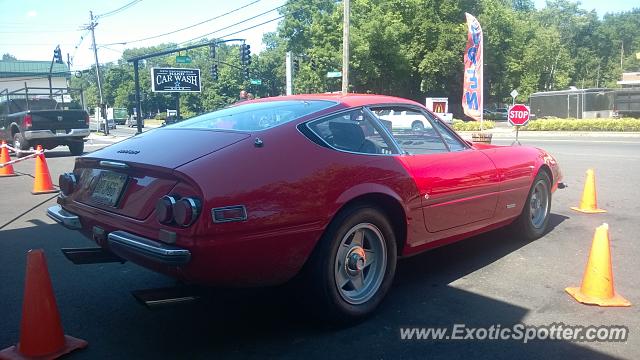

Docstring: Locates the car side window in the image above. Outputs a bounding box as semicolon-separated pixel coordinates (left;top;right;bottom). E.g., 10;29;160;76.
307;109;399;155
370;106;448;155
424;112;469;152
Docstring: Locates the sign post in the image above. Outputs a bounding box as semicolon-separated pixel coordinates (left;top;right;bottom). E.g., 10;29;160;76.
508;103;530;145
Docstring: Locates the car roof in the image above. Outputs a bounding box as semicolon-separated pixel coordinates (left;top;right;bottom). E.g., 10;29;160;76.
244;93;425;108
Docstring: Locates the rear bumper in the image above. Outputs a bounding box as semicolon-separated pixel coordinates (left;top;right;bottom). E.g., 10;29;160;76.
24;128;89;140
48;205;191;266
108;231;191;266
47;205;82;230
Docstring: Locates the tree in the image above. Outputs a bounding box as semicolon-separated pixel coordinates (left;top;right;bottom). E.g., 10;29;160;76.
2;53;17;61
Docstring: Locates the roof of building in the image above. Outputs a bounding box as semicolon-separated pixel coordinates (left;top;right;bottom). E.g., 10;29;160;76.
0;60;69;79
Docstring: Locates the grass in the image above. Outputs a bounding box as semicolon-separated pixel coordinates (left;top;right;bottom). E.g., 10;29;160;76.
522;118;640;131
452;120;495;131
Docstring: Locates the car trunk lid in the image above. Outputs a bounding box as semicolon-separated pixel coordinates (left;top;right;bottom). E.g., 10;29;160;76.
72;129;249;219
85;128;250;169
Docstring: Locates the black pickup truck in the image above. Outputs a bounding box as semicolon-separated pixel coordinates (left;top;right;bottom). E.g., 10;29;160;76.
0;97;90;157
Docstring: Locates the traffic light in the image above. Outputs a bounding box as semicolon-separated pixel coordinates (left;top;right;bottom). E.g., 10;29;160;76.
293;58;299;72
310;59;318;71
243;67;250;80
211;64;218;81
53;46;63;64
209;44;216;59
240;44;251;66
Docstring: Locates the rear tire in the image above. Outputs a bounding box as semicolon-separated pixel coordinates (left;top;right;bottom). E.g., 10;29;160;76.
305;205;397;323
13;132;29;158
512;171;551;241
68;141;84;156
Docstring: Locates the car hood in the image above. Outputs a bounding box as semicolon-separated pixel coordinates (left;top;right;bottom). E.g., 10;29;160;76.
85;128;251;169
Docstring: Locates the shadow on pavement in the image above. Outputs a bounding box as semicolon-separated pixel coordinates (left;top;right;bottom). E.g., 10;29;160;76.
0;214;617;360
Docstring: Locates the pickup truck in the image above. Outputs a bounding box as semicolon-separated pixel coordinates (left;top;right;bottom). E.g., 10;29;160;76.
0;97;90;157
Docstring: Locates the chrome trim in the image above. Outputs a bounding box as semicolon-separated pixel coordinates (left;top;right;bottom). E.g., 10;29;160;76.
47;205;82;230
177;197;199;227
212;205;248;223
99;160;129;169
108;231;191;265
23;128;90;140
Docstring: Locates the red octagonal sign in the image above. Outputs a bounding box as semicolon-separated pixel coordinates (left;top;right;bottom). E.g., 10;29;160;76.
508;104;530;126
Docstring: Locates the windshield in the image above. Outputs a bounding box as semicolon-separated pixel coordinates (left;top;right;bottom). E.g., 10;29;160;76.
170;100;336;131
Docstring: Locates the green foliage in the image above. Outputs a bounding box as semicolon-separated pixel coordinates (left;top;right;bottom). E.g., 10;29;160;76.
452;120;495;131
523;118;640;131
66;0;640;122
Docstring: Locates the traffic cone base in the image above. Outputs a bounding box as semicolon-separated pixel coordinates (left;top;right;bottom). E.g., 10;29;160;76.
571;168;606;213
565;223;631;307
0;335;88;360
0;141;16;177
570;206;606;214
31;145;58;195
0;249;87;360
565;287;631;307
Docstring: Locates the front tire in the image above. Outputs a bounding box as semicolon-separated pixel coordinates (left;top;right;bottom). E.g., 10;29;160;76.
512;171;551;241
306;205;397;323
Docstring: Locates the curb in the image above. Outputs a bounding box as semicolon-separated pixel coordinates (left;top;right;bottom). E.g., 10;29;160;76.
457;130;640;138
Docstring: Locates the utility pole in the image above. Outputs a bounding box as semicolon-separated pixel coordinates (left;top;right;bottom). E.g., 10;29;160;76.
286;51;293;95
87;11;107;134
341;0;350;94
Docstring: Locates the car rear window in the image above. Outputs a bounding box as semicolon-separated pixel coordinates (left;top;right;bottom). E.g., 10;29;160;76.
170;100;336;131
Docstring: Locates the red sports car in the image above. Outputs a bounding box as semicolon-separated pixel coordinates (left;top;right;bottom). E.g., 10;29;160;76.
48;94;563;321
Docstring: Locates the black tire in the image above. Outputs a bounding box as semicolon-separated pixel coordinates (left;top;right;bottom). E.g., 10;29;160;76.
411;121;425;132
305;205;397;323
512;171;552;241
13;132;29;158
68;141;84;156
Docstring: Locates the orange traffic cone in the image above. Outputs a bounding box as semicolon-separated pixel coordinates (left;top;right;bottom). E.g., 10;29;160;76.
32;145;58;195
565;224;631;307
0;141;16;177
571;168;606;213
0;249;88;359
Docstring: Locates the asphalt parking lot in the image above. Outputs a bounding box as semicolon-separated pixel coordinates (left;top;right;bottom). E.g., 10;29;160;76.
0;133;638;359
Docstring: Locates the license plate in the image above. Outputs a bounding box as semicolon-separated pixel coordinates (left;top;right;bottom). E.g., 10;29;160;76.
91;172;127;207
56;129;66;135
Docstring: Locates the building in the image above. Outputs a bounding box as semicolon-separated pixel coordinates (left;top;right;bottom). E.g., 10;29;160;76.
617;72;640;88
0;60;69;93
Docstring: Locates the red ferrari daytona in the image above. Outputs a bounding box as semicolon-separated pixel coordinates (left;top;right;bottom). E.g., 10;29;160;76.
48;94;563;321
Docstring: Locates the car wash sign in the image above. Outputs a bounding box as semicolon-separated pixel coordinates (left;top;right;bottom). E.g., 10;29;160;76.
151;68;201;93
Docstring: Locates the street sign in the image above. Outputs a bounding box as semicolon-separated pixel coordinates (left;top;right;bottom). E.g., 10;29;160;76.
176;55;192;63
510;89;518;99
508;104;530;126
326;71;342;78
250;79;262;85
151;68;201;93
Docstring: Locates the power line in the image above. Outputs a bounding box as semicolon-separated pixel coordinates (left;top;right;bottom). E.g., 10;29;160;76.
95;0;143;19
179;4;286;45
215;15;285;41
101;0;261;46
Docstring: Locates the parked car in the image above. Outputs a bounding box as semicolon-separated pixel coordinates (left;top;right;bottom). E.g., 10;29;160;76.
89;116;115;131
493;108;508;120
48;94;563;322
126;115;144;128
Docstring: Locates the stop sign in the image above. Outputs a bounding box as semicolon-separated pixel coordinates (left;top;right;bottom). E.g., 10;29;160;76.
508;104;530;126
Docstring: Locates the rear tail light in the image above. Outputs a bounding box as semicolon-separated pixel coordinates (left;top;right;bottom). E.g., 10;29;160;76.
174;198;201;227
59;173;77;195
84;112;90;125
23;114;32;129
155;195;177;224
155;195;200;227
